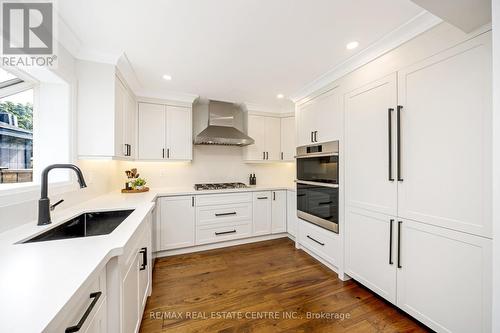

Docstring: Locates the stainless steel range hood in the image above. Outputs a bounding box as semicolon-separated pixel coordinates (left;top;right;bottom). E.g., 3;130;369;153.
193;100;254;146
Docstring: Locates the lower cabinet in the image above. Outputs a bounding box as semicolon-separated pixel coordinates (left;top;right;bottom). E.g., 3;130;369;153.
45;268;107;333
297;218;340;268
252;191;272;236
345;209;397;303
158;196;195;250
271;190;286;233
345;208;492;333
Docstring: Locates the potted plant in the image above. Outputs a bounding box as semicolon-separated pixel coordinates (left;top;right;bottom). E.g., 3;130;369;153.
133;178;147;190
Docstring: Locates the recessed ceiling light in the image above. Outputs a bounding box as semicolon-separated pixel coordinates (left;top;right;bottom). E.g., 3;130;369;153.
346;41;359;50
162;74;172;81
276;94;284;99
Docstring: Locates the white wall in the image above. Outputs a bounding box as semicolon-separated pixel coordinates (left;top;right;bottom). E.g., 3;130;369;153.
492;0;500;331
115;145;295;189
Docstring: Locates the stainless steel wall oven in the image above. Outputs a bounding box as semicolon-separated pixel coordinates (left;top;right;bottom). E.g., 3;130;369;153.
296;141;339;233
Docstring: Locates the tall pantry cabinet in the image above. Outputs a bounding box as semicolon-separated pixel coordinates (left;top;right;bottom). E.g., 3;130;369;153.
344;31;492;333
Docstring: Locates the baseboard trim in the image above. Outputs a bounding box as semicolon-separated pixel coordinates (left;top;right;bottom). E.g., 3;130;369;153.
154;233;289;257
297;243;349;281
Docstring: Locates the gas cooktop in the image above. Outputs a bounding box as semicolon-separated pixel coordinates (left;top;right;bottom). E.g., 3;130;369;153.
194;182;249;191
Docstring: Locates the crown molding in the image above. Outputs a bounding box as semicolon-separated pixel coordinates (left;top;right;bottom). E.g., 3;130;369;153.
290;11;442;103
136;91;198;105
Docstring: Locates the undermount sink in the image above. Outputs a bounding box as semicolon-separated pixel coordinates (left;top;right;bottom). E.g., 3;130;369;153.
22;209;134;243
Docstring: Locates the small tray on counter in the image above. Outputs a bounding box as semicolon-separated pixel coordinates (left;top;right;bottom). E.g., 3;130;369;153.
121;187;150;193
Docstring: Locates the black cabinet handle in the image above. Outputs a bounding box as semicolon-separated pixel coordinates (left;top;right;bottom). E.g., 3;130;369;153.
297;193;305;197
281;152;283;160
318;201;332;205
314;131;318;142
397;221;402;268
311;131;314;143
191;196;194;207
273;192;276;201
388;108;394;181
266;152;269;160
167;148;170;159
162;148;165;158
215;230;236;235
257;196;268;200
215;212;237;217
263;151;265;160
307;235;324;246
65;291;102;333
389;219;394;265
397;105;403;182
139;247;147;270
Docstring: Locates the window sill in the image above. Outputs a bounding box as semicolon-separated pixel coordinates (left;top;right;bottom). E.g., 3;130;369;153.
0;180;77;208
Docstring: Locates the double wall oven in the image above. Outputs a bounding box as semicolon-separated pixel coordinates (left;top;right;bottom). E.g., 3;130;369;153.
296;141;339;233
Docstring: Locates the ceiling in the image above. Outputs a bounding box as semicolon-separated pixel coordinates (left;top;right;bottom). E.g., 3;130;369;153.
58;0;425;110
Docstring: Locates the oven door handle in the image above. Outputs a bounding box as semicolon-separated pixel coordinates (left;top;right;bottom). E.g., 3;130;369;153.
295;180;339;188
295;152;338;159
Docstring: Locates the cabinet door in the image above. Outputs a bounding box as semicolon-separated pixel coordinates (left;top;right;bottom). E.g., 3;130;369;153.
345;209;397;304
345;73;398;216
124;91;136;158
264;116;281;161
271;190;286;233
159;196;195;250
396;219;492;333
296;86;341;146
397;33;492;237
280;117;295;161
122;253;139;333
166;105;192;160
252;191;272;236
138;103;165;160
245;115;266;160
83;298;107;333
114;77;126;157
286;190;297;237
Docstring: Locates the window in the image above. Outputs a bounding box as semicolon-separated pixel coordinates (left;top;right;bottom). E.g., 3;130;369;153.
0;68;34;184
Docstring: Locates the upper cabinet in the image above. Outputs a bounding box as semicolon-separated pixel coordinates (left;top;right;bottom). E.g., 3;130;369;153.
77;60;136;159
137;102;192;161
280;116;295;161
296;86;342;146
244;113;295;162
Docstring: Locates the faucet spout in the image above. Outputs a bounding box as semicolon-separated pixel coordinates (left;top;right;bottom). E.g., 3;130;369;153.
38;164;87;226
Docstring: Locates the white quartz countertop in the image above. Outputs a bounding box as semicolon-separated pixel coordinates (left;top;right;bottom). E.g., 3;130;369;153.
0;184;295;333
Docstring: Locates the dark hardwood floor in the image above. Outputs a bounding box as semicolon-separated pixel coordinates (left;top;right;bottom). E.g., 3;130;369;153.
140;238;430;333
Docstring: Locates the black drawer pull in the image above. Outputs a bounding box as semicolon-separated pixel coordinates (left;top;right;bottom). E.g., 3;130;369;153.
215;230;236;236
297;194;305;197
307;235;325;246
389;219;394;265
139;247;147;270
257;197;268;200
318;201;332;205
65;291;102;333
215;212;237;217
397;221;402;268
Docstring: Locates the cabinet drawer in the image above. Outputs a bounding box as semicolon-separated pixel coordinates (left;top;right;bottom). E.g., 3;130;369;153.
196;192;252;206
196;223;252;245
298;219;340;267
197;203;252;226
44;268;106;332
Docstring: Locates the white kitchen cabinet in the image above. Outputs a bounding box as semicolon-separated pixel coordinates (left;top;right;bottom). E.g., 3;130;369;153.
345;73;398;216
252;191;272;235
122;252;140;333
396;219;492;333
244;115;281;161
159;196;196;250
271;190;286;233
280;116;295;161
83;298;107;333
77;60;136;159
397;33;491;237
286;190;297;237
297;219;340;268
138;102;192;161
345;208;397;304
296;85;342;146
